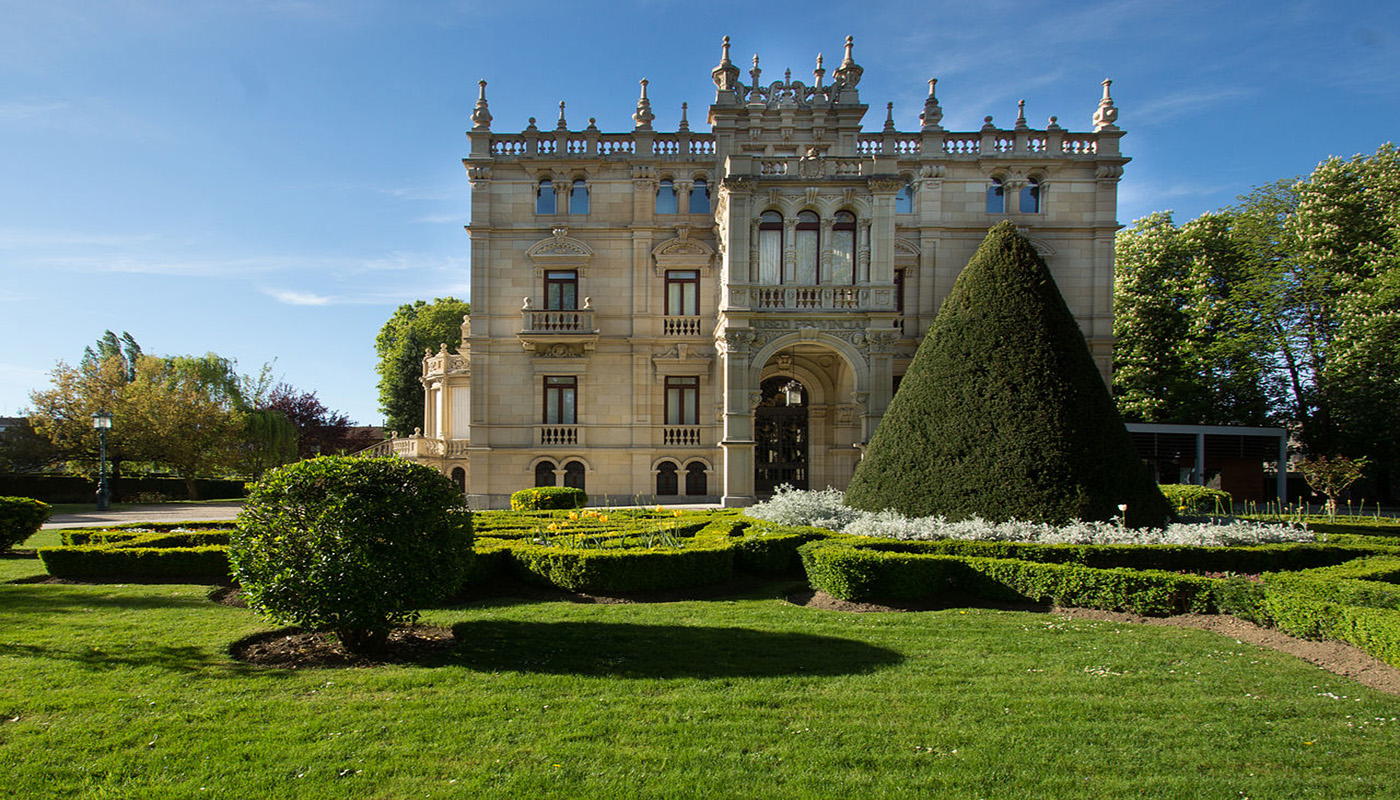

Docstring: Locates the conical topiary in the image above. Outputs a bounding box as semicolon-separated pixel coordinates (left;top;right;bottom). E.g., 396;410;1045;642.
845;221;1171;527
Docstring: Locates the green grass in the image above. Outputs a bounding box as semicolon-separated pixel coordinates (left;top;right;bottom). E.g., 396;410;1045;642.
1;568;1398;798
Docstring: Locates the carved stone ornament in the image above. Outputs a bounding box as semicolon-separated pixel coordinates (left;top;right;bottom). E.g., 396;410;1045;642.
466;165;492;184
536;343;583;358
867;178;905;194
722;176;755;193
527;231;594;268
652;229;716;276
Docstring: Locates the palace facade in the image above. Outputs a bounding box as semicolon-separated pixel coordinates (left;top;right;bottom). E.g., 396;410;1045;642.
389;36;1128;509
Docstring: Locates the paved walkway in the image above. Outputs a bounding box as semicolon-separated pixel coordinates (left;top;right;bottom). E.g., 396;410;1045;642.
43;501;244;529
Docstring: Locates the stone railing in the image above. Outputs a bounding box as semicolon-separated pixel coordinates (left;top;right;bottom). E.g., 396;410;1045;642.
726;283;898;312
853;129;1106;158
355;436;469;459
521;308;597;334
539;425;580;446
488;130;717;159
661;426;702;447
662;316;703;336
423;352;469;377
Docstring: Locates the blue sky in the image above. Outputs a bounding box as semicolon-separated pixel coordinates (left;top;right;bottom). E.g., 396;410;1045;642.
3;0;1397;426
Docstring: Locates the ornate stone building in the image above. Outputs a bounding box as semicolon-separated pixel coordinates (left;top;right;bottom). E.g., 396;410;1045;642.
393;36;1128;508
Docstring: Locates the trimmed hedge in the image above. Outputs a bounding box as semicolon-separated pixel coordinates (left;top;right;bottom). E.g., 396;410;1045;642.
0;496;51;552
1160;484;1233;515
37;545;230;580
510;487;587;511
798;540;1216;615
509;538;735;592
62;529;231;548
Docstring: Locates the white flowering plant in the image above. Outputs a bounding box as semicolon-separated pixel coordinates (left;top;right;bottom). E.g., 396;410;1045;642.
746;486;1314;547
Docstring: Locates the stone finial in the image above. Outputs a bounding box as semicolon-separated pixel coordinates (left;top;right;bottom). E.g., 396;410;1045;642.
832;35;862;88
1016;99;1028;130
920;78;943;131
633;78;655;130
1047;115;1061;131
1093;78;1119;131
813;53;825;87
981;115;996;131
470;80;492;131
586;116;599;132
712;35;740;91
524;116;538;132
678;102;690;132
750;53;762;88
556;101;568;131
883;102;896;133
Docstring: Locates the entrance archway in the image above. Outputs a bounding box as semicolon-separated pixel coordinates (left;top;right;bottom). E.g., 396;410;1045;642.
754;376;808;493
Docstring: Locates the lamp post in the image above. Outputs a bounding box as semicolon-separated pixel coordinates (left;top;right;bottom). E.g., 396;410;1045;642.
92;409;112;511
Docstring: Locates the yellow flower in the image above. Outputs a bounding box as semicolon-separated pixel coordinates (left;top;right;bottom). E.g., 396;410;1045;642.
673;510;684;518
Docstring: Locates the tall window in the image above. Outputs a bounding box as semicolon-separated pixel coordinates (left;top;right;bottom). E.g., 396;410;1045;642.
795;211;819;283
656;461;679;495
987;178;1005;214
534;460;557;487
758;211;783;285
536;179;555;214
568;179;589;214
655;179;677;214
666;270;699;316
665;376;699;425
831;211;856;284
689;179;710;214
544;376;577;424
563;461;585;490
685;462;707;495
895;183;914;214
1020;177;1041;214
544;270;578;310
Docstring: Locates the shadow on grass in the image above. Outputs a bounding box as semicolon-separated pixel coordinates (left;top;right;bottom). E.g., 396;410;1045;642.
0;584;219;614
0;640;230;673
445;620;904;677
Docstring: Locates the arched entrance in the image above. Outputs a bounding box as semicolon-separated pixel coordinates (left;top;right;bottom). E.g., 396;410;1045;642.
754;376;808;493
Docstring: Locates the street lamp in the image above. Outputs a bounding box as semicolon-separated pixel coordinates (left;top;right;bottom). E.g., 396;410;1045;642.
92;409;112;511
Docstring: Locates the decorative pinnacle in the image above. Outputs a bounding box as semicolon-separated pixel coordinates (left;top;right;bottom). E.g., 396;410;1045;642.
1093;78;1119;131
832;35;862;88
712;35;740;92
750;53;762;87
470;79;492;131
920;78;943;131
1016;99;1028;130
678;102;690;132
883;102;896;133
814;53;825;87
556;101;567;130
633;78;655;130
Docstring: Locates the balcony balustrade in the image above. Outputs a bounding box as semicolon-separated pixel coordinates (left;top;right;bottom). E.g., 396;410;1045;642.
724;283;898;312
662;316;703;336
539;425;580;446
521;308;596;334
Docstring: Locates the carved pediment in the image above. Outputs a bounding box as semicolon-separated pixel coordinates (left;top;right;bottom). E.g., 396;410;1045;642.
652;226;716;276
527;227;594;267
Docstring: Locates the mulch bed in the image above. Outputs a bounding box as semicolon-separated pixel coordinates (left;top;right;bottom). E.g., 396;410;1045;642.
229;625;458;668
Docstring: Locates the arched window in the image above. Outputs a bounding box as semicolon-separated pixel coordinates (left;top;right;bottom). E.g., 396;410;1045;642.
534;460;556;487
795;211;819;283
831;211;856;284
450;467;466;493
568;179;589;214
689;178;710;214
758;211;783;285
986;178;1005;214
1020;177;1041;214
563;460;586;490
685;462;708;496
656;461;679;495
895;183;914;214
536;179;555;214
655;179;678;214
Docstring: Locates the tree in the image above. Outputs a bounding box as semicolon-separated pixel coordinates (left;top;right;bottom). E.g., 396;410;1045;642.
28;355;143;483
1298;455;1368;518
375;298;469;435
846;222;1171;527
0;418;60;474
264;383;375;458
230;457;474;654
1115;144;1400;499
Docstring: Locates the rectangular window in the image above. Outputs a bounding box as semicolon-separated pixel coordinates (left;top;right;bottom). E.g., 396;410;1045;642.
544;376;577;424
665;270;699;316
544;270;578;310
665;376;699;425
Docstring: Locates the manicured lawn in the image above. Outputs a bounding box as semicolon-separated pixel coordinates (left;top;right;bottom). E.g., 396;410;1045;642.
1;562;1398;798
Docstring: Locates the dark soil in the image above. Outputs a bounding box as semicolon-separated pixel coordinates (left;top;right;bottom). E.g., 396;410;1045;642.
229;625;457;668
789;589;1400;696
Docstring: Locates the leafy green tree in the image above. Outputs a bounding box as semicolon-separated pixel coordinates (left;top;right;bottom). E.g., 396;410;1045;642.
123;354;247;499
375;298;469;435
237;408;299;479
80;331;142;383
0;418;60;474
28;355;143;483
847;222;1171;527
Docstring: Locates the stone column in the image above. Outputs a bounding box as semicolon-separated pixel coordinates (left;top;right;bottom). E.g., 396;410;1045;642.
719;329;758;507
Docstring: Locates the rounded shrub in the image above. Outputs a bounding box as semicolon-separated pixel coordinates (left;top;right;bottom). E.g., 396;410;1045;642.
1160;484;1233;516
230;457;473;653
510;486;587;511
0;496;51;553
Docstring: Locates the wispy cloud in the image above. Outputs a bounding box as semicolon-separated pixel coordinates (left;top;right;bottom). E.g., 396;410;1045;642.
263;288;334;306
0;101;72;124
1133;88;1254;126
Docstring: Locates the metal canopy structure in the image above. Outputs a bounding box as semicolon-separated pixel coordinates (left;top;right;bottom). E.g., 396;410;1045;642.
1125;422;1288;506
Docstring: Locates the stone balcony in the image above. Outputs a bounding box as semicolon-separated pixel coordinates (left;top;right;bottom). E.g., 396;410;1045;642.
518;308;598;355
724;283;898;312
662;315;704;337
